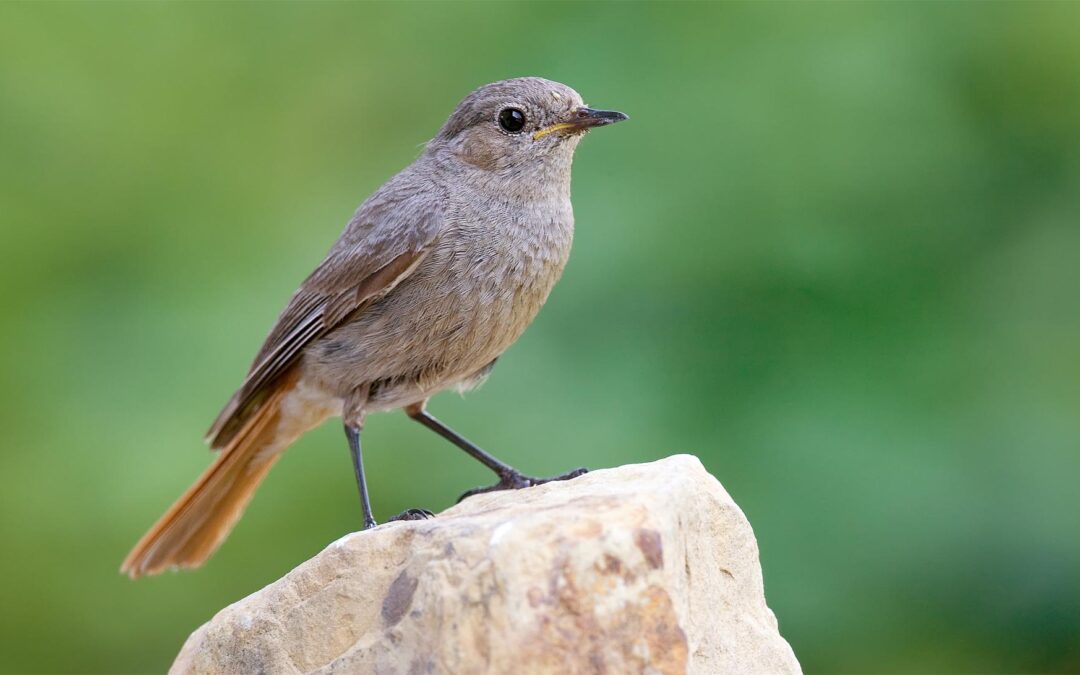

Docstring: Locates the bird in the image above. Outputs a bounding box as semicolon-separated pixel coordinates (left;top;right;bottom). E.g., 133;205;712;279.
121;77;628;578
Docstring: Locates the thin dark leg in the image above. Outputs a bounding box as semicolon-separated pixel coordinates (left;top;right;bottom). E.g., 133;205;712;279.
408;408;519;476
344;423;378;530
406;405;587;502
345;422;434;527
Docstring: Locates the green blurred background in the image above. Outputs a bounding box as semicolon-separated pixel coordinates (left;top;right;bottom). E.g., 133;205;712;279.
2;2;1079;672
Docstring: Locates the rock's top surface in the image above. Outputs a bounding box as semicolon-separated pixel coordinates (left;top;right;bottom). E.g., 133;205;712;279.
171;455;800;674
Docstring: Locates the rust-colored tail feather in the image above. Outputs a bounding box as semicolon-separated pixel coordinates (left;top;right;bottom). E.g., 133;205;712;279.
121;377;297;579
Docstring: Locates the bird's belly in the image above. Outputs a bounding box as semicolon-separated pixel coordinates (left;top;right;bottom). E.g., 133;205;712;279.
303;228;570;409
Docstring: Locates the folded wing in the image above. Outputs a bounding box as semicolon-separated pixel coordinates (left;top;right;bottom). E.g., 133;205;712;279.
206;173;444;449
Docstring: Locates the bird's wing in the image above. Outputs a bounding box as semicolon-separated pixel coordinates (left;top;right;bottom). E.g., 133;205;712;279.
206;173;444;449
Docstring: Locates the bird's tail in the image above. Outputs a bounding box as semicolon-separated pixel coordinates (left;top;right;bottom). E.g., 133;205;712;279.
121;371;306;579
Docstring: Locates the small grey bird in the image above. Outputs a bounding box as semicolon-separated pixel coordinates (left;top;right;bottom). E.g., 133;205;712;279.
122;77;627;578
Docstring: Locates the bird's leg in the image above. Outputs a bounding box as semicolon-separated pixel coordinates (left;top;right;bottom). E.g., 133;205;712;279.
405;402;588;502
343;423;378;530
345;388;433;528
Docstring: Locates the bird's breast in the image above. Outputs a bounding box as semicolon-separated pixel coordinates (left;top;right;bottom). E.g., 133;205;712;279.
306;196;574;405
436;198;575;352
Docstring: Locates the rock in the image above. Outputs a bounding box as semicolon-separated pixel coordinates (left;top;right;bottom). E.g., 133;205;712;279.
171;455;801;674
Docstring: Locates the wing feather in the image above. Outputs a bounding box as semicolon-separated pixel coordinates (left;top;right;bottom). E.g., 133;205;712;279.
206;172;444;448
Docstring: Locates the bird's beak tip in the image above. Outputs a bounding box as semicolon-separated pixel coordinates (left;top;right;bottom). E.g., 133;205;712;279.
579;107;629;127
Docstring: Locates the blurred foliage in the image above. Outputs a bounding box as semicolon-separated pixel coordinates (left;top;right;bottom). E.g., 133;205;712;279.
2;2;1079;673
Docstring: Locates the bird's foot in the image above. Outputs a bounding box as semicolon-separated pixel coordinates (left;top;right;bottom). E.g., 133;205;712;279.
389;508;435;522
457;467;588;503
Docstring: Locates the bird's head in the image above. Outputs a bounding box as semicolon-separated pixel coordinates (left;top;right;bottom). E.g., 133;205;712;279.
431;77;628;175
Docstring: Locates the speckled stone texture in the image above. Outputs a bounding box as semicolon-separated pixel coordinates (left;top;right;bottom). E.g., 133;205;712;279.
170;455;800;675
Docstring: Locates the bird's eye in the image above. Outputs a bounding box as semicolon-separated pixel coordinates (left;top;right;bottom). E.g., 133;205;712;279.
498;108;526;133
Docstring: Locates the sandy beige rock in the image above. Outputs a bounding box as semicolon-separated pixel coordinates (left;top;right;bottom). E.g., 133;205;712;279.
171;455;800;674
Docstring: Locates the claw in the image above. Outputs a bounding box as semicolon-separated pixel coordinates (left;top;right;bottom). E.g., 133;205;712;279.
457;467;589;503
389;508;435;522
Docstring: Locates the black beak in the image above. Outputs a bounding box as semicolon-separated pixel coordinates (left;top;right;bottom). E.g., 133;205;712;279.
573;107;630;129
533;107;629;139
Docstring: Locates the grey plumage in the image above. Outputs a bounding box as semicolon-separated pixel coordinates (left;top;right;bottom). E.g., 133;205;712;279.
123;77;626;578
